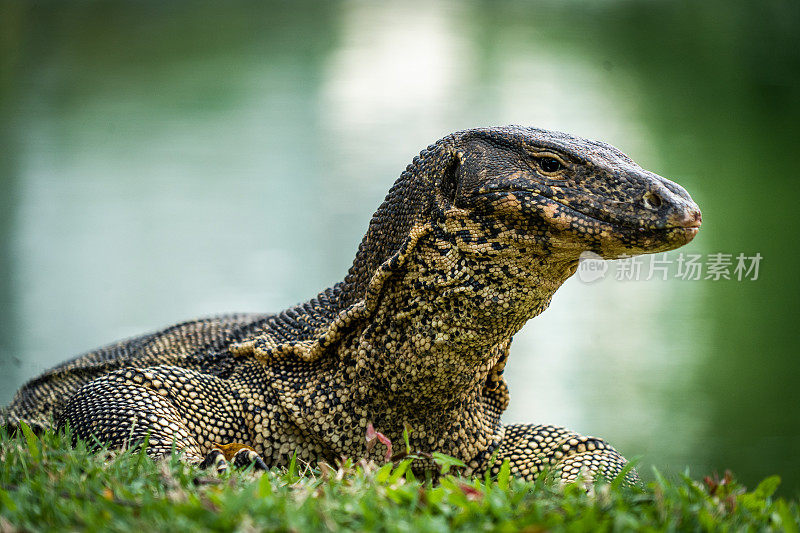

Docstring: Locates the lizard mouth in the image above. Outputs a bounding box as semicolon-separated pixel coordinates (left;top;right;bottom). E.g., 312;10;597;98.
543;196;700;234
536;195;702;251
624;224;700;247
474;189;701;250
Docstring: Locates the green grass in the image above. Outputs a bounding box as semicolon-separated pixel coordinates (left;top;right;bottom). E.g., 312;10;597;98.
0;426;797;532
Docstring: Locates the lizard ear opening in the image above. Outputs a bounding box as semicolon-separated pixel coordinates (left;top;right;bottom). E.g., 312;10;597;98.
437;151;462;209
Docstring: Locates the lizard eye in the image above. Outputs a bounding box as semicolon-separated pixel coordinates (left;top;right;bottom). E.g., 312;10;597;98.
537;157;563;174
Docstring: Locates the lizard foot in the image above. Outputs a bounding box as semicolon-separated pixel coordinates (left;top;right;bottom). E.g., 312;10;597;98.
199;442;267;473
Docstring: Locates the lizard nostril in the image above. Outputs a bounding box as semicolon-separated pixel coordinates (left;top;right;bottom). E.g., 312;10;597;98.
642;191;662;210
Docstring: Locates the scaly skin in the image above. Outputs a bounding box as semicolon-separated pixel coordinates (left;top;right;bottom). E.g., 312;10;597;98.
3;126;701;483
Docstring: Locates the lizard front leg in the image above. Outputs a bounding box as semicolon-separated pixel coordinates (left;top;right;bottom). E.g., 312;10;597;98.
485;423;639;485
56;366;265;472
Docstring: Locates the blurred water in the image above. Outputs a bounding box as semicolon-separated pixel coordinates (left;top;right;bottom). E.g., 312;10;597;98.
1;1;798;493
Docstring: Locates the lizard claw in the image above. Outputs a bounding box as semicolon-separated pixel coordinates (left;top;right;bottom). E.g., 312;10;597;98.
231;448;268;470
199;442;266;473
198;449;230;474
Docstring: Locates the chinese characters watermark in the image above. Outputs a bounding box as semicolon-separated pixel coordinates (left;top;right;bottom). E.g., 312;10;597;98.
577;252;762;283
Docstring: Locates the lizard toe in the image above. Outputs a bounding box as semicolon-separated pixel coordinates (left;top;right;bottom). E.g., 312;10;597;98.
199;449;230;474
231;448;268;470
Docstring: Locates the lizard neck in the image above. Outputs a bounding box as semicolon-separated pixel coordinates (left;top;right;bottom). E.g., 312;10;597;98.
337;233;578;455
248;231;579;465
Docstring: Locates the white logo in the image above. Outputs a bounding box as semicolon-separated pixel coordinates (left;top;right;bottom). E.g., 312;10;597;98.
577;251;608;283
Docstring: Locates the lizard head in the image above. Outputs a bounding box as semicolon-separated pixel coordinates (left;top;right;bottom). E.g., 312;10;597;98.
438;126;702;260
340;126;701;309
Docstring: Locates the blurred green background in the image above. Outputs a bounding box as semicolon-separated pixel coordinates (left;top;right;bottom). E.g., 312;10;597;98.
1;1;798;494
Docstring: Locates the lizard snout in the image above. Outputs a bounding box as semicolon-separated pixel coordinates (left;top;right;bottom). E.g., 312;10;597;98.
642;174;703;233
670;206;702;229
645;182;702;246
641;179;702;231
662;194;702;230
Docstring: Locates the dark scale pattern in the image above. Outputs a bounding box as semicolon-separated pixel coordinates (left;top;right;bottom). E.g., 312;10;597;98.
2;126;701;482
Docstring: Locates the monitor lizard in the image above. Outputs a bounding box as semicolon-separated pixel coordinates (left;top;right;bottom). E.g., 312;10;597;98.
2;126;702;483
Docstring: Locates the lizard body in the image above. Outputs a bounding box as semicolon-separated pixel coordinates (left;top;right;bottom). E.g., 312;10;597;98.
3;126;701;482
